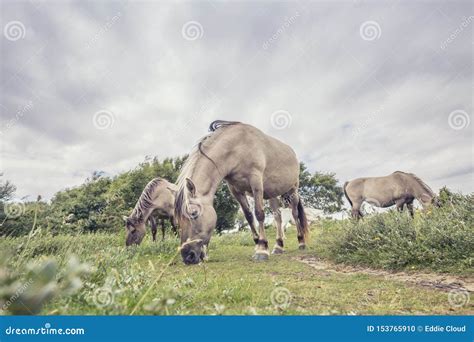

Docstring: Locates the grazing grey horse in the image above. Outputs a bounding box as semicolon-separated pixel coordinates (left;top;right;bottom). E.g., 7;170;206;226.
175;120;309;264
124;177;178;246
343;171;439;219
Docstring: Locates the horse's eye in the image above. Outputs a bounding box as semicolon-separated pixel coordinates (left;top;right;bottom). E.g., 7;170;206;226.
186;204;202;220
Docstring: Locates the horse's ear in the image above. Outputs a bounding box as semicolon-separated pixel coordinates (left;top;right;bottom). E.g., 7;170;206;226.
185;178;196;197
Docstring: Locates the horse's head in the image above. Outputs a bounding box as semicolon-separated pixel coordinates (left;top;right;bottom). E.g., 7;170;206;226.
123;216;146;246
419;193;441;209
431;195;441;208
176;178;216;265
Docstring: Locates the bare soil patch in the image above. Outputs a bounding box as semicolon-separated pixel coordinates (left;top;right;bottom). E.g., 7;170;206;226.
296;256;474;293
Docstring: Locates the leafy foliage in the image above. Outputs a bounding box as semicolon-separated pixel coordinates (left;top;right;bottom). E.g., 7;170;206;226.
0;252;91;315
0;156;240;236
298;163;344;213
316;192;474;274
0;174;16;201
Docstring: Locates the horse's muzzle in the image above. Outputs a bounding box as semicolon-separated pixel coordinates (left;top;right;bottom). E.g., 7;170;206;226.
181;248;205;265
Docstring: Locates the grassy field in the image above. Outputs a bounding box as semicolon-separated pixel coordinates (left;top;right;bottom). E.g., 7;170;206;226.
1;221;472;315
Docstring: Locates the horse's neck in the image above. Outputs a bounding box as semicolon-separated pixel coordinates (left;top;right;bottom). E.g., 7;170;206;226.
131;191;159;223
412;180;433;205
133;206;153;224
191;157;225;203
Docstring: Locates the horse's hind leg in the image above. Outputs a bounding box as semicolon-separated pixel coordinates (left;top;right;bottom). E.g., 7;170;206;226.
269;198;284;254
286;190;307;249
351;201;363;220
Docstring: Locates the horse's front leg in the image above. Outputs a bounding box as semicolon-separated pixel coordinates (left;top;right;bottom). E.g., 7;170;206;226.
407;201;414;218
228;185;259;245
395;199;406;213
160;219;166;241
250;178;269;261
269;198;284;254
149;216;157;242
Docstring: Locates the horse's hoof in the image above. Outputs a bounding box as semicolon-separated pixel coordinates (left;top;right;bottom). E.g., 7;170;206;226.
253;252;269;261
271;247;284;255
298;244;306;250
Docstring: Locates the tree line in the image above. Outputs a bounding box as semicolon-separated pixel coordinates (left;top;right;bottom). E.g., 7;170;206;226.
0;157;343;237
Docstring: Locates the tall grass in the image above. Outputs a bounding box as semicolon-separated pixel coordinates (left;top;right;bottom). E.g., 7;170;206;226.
315;194;473;274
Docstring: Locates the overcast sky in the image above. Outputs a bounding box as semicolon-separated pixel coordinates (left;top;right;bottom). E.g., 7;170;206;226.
1;0;472;201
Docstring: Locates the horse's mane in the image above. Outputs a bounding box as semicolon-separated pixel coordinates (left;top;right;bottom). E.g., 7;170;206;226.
130;177;164;222
175;120;240;221
208;120;240;132
394;171;435;196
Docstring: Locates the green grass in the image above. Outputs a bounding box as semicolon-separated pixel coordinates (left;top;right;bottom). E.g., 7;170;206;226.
314;201;474;275
1;225;472;315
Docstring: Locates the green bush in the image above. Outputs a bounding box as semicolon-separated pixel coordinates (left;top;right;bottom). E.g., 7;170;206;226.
315;192;474;274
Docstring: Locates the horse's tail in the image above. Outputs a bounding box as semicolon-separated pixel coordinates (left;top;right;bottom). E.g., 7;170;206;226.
343;181;353;208
297;197;309;241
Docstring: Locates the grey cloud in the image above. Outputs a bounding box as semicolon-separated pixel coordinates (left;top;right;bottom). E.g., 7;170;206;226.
0;0;472;200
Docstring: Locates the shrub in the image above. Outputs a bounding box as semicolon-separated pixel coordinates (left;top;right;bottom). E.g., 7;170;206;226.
316;192;473;274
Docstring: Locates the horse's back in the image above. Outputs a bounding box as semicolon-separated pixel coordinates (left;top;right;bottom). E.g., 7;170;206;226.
219;123;299;196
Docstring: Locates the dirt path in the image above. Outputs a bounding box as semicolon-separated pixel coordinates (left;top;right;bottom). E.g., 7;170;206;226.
295;256;474;293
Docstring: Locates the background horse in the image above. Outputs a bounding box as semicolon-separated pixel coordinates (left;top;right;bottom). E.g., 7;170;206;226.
124;177;177;246
344;171;439;219
174;120;308;264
